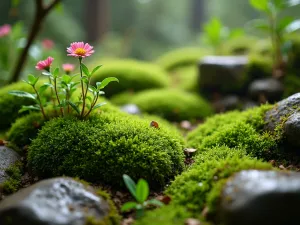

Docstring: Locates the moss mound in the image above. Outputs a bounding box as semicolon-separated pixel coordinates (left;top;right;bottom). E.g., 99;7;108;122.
133;204;193;225
186;105;280;160
166;146;272;215
156;47;210;71
222;36;258;55
0;82;35;130
118;89;212;122
28;112;185;188
169;66;199;92
90;59;170;98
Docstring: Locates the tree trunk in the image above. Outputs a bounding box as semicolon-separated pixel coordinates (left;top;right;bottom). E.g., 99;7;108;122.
191;0;205;32
85;0;110;42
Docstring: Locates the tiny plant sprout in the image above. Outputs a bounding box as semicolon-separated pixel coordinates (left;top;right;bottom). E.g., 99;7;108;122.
121;174;164;218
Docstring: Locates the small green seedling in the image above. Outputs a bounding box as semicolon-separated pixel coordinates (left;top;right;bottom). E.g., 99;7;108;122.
121;174;164;218
202;17;244;54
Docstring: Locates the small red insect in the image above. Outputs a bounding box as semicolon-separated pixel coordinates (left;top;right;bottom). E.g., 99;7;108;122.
150;121;160;129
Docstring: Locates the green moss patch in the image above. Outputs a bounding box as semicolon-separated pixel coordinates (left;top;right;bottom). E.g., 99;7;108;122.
0;82;35;130
156;47;210;71
90;59;170;98
28;112;185;188
0;161;23;194
120;89;212;122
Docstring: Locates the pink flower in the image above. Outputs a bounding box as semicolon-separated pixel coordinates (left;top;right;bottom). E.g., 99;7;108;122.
42;39;54;50
62;63;75;73
35;56;54;72
0;24;11;38
67;42;94;58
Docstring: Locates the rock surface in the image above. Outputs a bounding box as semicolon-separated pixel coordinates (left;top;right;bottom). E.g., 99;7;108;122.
265;92;300;131
220;170;300;225
120;104;141;115
0;177;110;225
0;146;20;184
284;112;300;148
248;78;284;103
199;56;248;95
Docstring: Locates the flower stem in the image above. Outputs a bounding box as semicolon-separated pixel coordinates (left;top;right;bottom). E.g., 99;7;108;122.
33;86;47;120
54;77;64;117
83;92;99;118
79;58;86;118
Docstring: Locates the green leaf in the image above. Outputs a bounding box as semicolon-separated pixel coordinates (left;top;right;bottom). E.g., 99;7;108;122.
81;76;89;85
86;96;94;103
249;0;269;12
92;102;107;111
203;18;223;46
53;68;60;78
38;83;51;95
67;101;81;115
136;179;149;203
42;71;52;76
81;63;90;77
91;65;102;76
88;86;97;93
285;19;300;33
9;90;36;100
55;2;64;13
61;74;72;84
145;199;164;207
27;74;39;86
19;105;40;113
121;202;138;212
97;77;119;90
277;17;294;32
246;19;270;33
123;174;137;199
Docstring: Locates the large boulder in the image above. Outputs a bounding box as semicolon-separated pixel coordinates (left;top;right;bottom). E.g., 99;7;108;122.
0;147;20;184
0;177;117;225
199;56;248;96
220;170;300;225
248;78;284;103
265;93;300;131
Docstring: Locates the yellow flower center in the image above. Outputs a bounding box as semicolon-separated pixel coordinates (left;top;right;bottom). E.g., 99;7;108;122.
74;48;87;56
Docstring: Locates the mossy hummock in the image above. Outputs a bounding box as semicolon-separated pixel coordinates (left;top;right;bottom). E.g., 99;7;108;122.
90;59;170;98
28;112;185;188
0;82;35;130
113;89;213;122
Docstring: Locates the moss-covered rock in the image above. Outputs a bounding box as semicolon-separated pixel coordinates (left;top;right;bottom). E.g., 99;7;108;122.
0;161;23;194
156;47;210;71
0;82;35;130
28;112;185;188
166;146;272;216
118;89;213;122
187;105;280;160
90;59;170;98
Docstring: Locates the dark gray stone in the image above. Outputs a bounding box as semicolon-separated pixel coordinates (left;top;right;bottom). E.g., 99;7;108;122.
0;146;20;184
284;112;300;147
213;95;240;112
199;56;248;95
220;170;300;225
0;177;110;225
265;93;300;131
120;104;141;115
248;78;284;103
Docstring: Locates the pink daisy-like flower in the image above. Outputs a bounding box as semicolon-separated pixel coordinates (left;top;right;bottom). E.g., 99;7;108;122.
67;42;94;58
35;56;54;72
0;24;11;38
62;63;75;73
42;39;54;50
